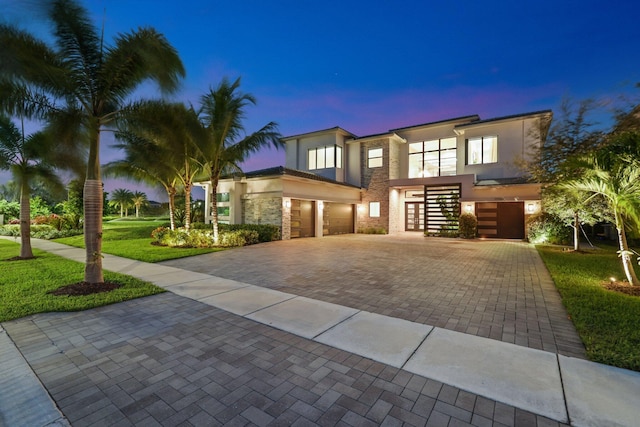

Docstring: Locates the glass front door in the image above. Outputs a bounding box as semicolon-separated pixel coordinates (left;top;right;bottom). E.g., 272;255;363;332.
405;202;424;231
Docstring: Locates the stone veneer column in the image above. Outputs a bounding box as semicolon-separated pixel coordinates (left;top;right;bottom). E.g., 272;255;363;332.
281;197;291;240
359;138;391;232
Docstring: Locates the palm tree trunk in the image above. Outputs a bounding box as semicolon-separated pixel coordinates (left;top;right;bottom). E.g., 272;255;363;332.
84;179;104;284
120;205;123;217
168;189;176;231
136;205;139;218
573;212;580;251
211;178;219;243
19;180;33;259
184;183;192;231
615;211;639;286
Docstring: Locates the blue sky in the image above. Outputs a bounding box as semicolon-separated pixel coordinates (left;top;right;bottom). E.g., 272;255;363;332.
2;0;640;201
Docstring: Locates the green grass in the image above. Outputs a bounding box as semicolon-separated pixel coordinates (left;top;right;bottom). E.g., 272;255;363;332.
537;243;640;371
55;219;223;262
0;239;164;322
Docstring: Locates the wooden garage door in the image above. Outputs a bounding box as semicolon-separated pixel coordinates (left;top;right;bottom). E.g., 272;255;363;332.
476;202;524;239
323;203;354;236
290;199;315;238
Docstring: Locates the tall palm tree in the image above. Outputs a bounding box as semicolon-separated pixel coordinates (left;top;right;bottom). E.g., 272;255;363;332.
563;156;640;285
116;101;207;230
0;115;64;258
104;132;181;230
197;77;283;242
110;188;134;218
131;191;148;218
0;0;185;283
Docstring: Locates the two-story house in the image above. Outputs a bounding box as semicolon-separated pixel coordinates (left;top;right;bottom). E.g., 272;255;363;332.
196;110;551;239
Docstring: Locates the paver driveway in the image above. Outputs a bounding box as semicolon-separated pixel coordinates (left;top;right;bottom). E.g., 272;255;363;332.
162;234;585;358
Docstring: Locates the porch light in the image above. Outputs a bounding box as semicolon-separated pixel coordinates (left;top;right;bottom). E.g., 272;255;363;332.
465;205;472;213
284;200;291;208
527;203;535;214
318;201;324;209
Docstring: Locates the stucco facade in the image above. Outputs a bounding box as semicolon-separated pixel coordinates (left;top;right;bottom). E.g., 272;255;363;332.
196;110;551;239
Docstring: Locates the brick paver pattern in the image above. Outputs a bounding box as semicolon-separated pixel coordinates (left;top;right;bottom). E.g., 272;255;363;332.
162;235;585;358
5;294;569;426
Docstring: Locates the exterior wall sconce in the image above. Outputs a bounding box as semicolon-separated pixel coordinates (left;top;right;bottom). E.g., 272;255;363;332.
284;199;291;208
527;203;535;214
318;201;324;210
465;205;473;213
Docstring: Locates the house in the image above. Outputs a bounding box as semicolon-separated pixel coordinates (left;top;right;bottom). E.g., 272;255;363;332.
196;110;552;239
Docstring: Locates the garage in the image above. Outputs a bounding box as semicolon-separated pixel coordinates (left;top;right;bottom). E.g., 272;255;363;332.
322;202;354;236
476;202;525;239
290;199;315;238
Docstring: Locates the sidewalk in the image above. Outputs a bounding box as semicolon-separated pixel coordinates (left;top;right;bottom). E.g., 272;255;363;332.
2;237;639;426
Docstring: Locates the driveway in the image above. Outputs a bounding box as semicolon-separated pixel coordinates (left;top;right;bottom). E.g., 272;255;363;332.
162;234;585;358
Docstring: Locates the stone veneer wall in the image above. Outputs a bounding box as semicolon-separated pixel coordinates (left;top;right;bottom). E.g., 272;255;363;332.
242;197;283;228
358;138;391;232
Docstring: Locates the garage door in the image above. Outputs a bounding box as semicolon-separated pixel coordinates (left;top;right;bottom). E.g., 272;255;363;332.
323;203;354;236
290;199;315;238
476;202;524;239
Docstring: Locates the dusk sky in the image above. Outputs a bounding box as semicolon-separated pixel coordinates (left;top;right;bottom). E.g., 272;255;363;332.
2;0;640;201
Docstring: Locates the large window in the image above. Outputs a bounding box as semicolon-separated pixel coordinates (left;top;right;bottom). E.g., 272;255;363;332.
308;145;342;170
408;137;457;178
467;136;497;165
368;148;383;168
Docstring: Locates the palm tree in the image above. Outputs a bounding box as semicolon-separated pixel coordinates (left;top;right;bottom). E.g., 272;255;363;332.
196;77;283;242
104;133;181;230
131;191;148;218
563;156;640;285
110;188;134;218
0;115;64;258
116;101;207;230
0;0;185;283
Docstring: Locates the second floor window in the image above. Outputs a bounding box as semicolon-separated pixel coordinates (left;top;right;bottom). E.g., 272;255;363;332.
308;145;342;170
408;137;457;178
467;136;497;165
368;148;383;168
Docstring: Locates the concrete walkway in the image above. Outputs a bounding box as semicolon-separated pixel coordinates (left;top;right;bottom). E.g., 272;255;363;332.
1;237;639;426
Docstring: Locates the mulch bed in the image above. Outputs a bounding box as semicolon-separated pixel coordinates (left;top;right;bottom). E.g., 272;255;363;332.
48;282;121;296
602;281;640;297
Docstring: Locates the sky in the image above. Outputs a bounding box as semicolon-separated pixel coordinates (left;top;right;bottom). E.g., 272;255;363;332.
1;0;640;201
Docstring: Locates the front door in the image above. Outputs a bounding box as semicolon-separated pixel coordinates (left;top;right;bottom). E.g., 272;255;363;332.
405;202;424;231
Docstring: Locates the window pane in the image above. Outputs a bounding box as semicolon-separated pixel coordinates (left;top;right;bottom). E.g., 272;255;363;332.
369;201;380;217
424;140;439;151
336;146;342;168
409;142;423;154
369;148;383;158
441;137;456;149
317;147;326;169
409;153;422;178
368;157;383;168
308;149;316;170
216;192;230;202
468;138;482;165
483;136;497;163
423;152;439;177
325;145;335;168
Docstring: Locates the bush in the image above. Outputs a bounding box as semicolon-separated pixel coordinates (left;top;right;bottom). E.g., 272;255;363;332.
0;224;82;239
357;227;387;234
191;222;281;243
459;213;478;239
150;226;260;248
526;212;571;245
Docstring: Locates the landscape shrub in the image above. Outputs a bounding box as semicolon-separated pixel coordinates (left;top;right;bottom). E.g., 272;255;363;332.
526;212;571;245
357;227;387;234
150;226;260;248
191;222;280;242
458;213;478;239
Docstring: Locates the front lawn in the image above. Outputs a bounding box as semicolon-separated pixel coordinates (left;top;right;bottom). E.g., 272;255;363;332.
537;244;640;371
55;219;223;262
0;239;164;322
